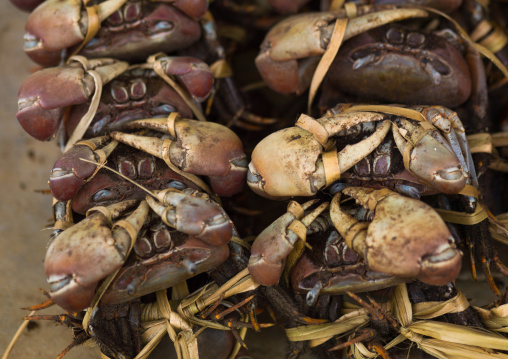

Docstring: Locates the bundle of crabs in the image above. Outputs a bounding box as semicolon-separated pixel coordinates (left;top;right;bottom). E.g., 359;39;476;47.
7;0;508;358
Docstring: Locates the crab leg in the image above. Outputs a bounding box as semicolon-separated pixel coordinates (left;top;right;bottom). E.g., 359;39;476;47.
248;200;328;286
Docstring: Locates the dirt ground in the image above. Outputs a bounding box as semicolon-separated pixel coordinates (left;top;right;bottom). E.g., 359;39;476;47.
0;2;504;359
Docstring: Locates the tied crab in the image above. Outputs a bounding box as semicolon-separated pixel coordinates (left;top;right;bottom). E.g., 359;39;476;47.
16;55;213;144
46;187;233;312
247;104;475;200
254;2;503;123
23;0;207;66
248;187;462;289
49;114;248;209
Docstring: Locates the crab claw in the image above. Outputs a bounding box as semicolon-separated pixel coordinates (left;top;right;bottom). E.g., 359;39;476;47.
247;115;390;199
146;189;232;246
45;200;148;312
248;200;327;286
159;56;214;102
111;119;247;197
330;187;462;286
392;119;467;194
49;137;118;201
17;64;94;141
16;58;127;141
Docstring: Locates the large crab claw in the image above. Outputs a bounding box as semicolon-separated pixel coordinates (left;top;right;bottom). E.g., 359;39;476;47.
255;7;429;94
391;116;468;194
146;188;233;247
330;187;462;285
110;117;247;197
45;200;149;312
16;58;128;141
24;0;205;66
248;199;329;286
49;136;119;201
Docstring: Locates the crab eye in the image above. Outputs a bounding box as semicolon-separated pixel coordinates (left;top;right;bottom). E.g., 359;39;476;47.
150;21;174;34
167;180;186;190
93;189;115;202
329;182;348;195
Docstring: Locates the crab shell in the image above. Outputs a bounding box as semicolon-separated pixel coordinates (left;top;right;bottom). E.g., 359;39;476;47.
328;25;472;108
24;0;205;66
291;250;407;295
101;235;229;304
70;162;200;215
291;226;408;294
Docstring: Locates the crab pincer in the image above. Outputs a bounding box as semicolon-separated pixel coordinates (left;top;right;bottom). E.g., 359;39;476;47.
330;187;462;285
49;136;119;202
45;200;149;312
248;200;330;286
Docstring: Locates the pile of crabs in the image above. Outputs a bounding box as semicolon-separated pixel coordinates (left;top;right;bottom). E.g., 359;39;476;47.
8;0;508;358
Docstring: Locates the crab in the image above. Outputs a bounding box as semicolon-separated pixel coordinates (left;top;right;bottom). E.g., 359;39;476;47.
254;5;431;96
23;0;207;66
49;142;204;215
46;187;233;312
247;104;475;200
16;55;213;147
266;0;463;15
